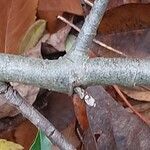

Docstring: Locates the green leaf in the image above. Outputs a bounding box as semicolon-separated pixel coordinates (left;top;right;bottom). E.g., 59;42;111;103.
19;20;46;53
65;34;76;52
30;130;52;150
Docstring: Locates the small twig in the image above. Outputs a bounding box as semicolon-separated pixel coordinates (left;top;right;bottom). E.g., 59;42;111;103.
0;82;75;150
113;85;150;124
84;0;93;7
126;102;150;113
57;16;126;56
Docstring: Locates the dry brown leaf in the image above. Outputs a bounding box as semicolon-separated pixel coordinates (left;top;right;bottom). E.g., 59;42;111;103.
131;103;150;112
127;102;150;120
62;120;80;148
120;86;150;101
89;0;149;10
0;0;38;54
92;29;150;58
0;120;37;150
52;120;80;150
47;25;71;51
38;11;64;34
15;120;38;150
38;0;83;15
99;4;150;34
73;95;89;130
84;86;150;149
38;0;83;33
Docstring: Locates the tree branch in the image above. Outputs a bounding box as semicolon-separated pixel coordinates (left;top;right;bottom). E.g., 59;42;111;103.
0;0;148;148
0;82;75;150
0;54;150;93
0;54;71;93
67;0;110;59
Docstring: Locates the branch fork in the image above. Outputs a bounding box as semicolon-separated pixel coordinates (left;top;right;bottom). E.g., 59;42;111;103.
1;0;148;149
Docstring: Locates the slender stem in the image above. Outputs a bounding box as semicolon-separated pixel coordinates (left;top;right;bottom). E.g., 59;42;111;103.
0;82;75;150
67;0;110;59
84;0;93;7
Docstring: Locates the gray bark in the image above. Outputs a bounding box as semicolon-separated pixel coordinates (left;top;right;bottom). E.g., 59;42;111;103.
0;54;150;94
67;0;110;60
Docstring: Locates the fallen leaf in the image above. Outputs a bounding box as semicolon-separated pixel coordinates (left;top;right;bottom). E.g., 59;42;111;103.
127;102;150;120
38;0;83;15
0;139;23;150
61;120;80;148
120;86;150;101
99;4;150;34
107;0;149;9
38;0;83;33
84;86;150;149
0;131;15;144
47;24;71;51
0;119;38;150
19;20;46;53
65;34;76;52
0;0;38;54
130;102;150;112
11;83;40;111
38;11;63;34
24;33;50;58
34;90;75;131
89;0;149;10
15;120;38;150
52;120;80;150
41;43;66;60
73;94;89;130
92;28;150;58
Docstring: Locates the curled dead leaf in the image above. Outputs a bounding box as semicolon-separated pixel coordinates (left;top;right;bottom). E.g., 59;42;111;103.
47;24;71;51
120;86;150;101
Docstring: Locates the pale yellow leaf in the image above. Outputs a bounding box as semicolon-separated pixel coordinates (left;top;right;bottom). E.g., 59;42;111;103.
19;19;46;53
0;139;23;150
65;34;76;52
